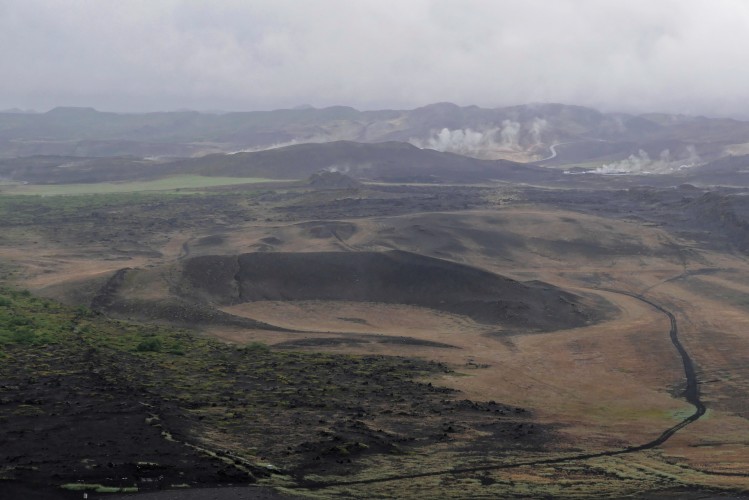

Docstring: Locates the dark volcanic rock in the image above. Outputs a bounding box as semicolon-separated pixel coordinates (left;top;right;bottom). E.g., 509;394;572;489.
307;171;361;189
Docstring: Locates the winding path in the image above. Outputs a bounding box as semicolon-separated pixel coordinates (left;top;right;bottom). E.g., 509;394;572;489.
601;288;705;428
537;138;611;162
304;285;707;488
539;142;564;162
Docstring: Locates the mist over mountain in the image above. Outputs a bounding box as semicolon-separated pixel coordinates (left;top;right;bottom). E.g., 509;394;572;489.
3;103;749;173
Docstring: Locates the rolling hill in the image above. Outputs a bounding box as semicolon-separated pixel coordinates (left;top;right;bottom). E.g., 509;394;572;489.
4;103;749;167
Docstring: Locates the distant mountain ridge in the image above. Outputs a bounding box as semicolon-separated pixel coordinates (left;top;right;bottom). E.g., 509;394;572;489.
0;141;560;185
3;103;749;166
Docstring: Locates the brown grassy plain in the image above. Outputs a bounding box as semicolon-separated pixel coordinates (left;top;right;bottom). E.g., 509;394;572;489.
213;208;749;495
3;196;749;497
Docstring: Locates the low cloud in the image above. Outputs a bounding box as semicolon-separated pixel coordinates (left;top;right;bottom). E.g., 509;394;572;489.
2;1;749;116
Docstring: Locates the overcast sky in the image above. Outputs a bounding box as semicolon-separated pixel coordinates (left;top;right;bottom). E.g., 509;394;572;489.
2;0;748;117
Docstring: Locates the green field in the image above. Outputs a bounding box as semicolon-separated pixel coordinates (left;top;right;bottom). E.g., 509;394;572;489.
0;175;281;195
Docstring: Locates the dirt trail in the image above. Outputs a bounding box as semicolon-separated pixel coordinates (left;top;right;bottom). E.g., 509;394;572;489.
601;288;705;426
302;284;709;488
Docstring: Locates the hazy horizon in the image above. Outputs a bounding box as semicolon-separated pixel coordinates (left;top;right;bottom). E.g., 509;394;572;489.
5;100;749;122
3;0;749;118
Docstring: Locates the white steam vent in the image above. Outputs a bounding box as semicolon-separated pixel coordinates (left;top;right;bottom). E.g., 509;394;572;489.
589;146;701;175
410;118;547;160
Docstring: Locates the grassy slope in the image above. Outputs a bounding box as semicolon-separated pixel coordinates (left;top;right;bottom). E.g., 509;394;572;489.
0;287;460;495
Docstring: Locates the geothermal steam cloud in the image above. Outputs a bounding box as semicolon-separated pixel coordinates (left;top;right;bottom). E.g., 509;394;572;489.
592;146;700;175
412;118;547;158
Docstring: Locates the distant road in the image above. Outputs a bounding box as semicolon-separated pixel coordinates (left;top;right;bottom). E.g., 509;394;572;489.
539;142;564;161
538;138;610;163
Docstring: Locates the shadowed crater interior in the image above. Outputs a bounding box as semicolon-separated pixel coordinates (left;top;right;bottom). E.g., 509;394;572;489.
181;250;604;331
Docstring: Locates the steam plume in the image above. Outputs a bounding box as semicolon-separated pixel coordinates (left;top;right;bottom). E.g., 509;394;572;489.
590;145;700;175
411;119;533;158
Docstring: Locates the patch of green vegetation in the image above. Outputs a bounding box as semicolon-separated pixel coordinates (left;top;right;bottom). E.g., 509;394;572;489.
0;289;71;348
61;483;103;491
2;175;278;196
136;337;163;352
61;483;138;493
241;341;271;353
